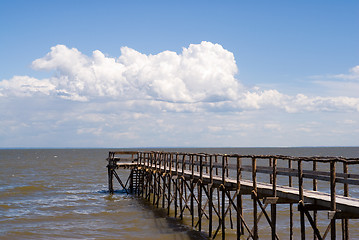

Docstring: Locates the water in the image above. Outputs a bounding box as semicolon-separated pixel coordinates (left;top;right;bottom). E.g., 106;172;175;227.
1;147;358;239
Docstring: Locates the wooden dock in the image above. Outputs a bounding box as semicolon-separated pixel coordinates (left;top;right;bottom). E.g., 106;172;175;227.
106;151;359;239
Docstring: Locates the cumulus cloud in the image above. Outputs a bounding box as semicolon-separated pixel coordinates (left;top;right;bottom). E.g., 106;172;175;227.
28;41;241;102
0;76;55;97
237;89;288;110
1;42;359;113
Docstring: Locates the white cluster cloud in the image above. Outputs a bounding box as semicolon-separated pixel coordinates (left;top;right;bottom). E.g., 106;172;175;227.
28;41;240;102
1;42;359;113
0;76;55;97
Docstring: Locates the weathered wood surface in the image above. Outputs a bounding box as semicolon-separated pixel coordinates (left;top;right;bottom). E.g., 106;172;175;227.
108;151;359;239
117;162;359;215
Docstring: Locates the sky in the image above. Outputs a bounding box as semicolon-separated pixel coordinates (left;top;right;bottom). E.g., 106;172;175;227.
0;0;358;148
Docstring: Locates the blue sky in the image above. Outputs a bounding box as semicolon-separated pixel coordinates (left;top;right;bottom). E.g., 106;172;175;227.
0;0;358;147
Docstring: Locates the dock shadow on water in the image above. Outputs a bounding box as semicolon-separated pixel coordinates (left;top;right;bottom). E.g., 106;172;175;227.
103;190;208;240
137;197;209;240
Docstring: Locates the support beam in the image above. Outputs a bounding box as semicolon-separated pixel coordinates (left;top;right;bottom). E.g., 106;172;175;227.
298;201;323;240
328;211;359;220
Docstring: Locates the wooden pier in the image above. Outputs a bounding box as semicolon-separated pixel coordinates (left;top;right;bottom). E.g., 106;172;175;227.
106;151;359;239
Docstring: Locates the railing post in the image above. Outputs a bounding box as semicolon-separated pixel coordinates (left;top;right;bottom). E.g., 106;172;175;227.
222;155;226;240
138;152;142;166
209;155;213;238
289;159;293;240
174;153;178;218
167;153;172;215
271;157;277;240
252;157;258;240
298;159;305;240
191;154;194;227
141;152;146;198
198;154;203;231
162;154;166;209
330;160;336;240
313;160;318;240
152;153;157;206
180;154;185;220
182;154;185;174
237;156;243;238
343;161;349;240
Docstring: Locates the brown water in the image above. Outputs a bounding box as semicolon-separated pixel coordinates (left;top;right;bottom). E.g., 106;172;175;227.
1;147;358;239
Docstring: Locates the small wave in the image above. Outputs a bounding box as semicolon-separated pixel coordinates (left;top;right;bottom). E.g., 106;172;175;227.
13;185;48;192
97;190;109;194
0;204;11;209
0;185;49;198
97;189;129;194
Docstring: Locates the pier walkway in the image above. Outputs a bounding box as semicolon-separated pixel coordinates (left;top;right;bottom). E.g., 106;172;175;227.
106;151;359;240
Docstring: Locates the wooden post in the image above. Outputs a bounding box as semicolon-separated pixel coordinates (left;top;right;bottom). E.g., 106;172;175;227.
209;155;213;238
108;164;114;194
143;152;148;197
271;157;277;240
269;158;273;184
343;161;349;240
217;185;221;230
198;155;203;231
313;160;318;240
153;153;157;205
145;153;150;200
205;155;209;174
153;170;157;206
129;169;134;194
174;154;178;218
298;159;305;240
166;154;172;215
191;154;194;227
180;155;185;220
147;162;151;201
162;154;166;209
138;152;142;166
222;155;226;240
167;173;171;215
180;176;184;220
139;153;143;196
330;160;336;240
237;156;243;239
226;155;229;178
252;157;258;240
289;159;293;240
158;155;162;208
107;152;114;194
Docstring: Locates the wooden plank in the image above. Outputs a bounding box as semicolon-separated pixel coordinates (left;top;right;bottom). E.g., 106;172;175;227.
116;162;137;167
